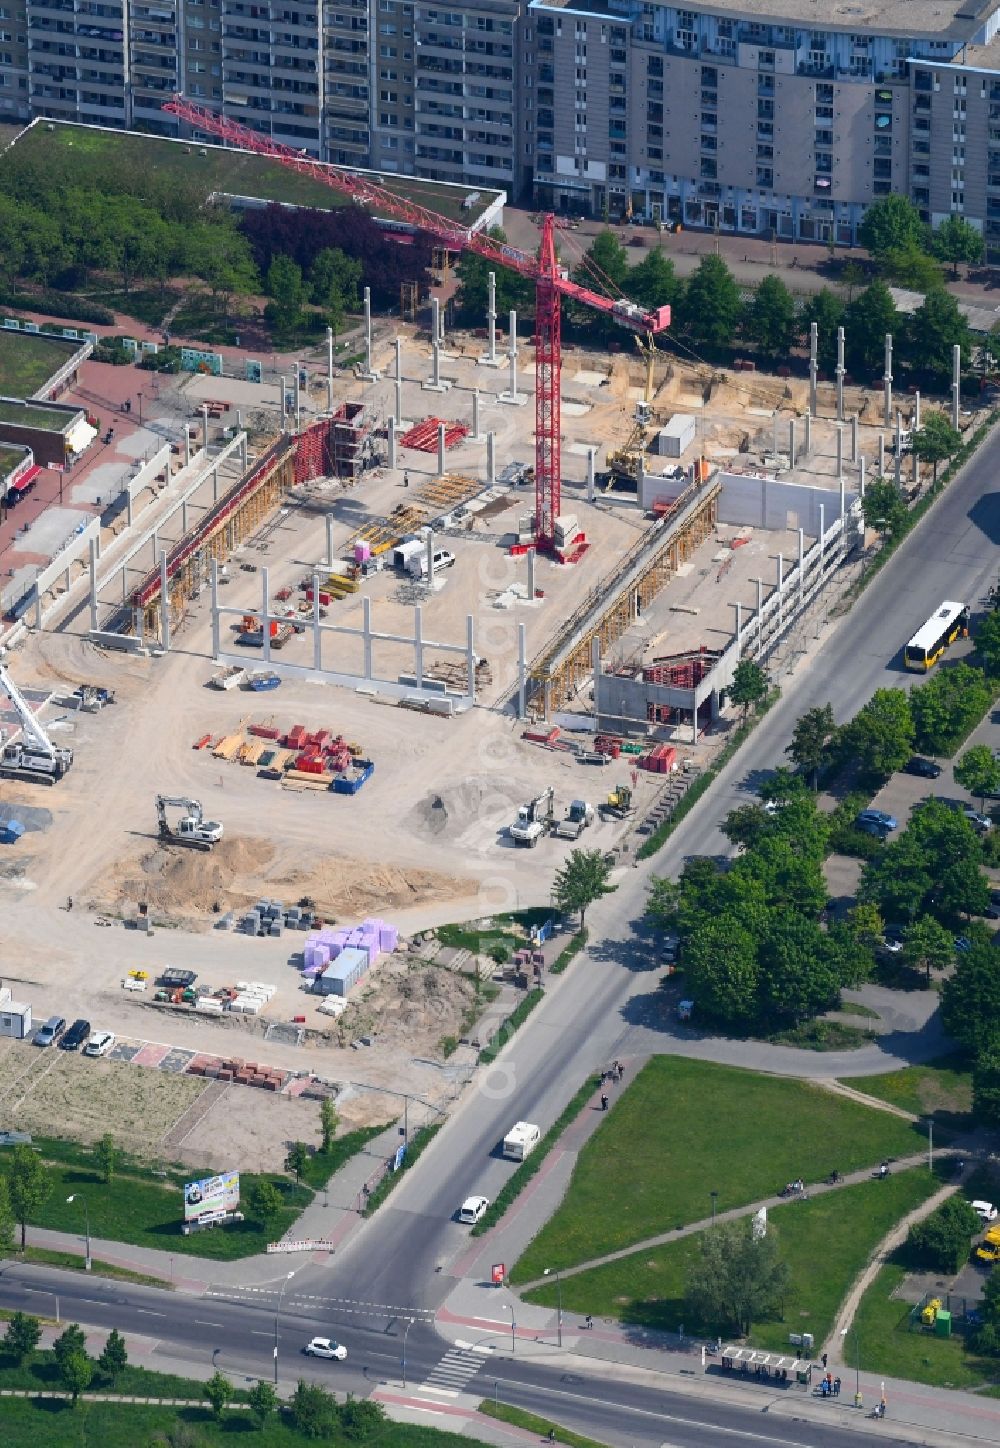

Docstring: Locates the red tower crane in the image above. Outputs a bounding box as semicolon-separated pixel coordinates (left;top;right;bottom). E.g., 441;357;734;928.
162;95;671;556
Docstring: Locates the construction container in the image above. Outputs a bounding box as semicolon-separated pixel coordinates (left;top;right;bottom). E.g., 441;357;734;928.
654;414;696;457
0;988;31;1038
314;946;370;997
0;819;25;845
332;760;375;795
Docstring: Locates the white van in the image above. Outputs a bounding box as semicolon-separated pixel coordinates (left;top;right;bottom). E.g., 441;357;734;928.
407;548;456;578
502;1121;541;1161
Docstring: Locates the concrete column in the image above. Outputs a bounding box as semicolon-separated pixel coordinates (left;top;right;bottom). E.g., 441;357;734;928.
486;430;496;484
803;411;812;456
159;549;171;651
280;377;288;421
894;448;901;487
518;622;528;719
388;417;397;470
809;322;818;417
437;295;446;345
437;422;446;476
485;271;497;364
798;526;805;599
201;404;209;452
835;326;845;421
183;428;190;466
210;560;220;659
414;603;424;690
912;443;919;486
312;572;322;671
788;419;796;469
498;309;521;404
772;413;779;459
294;364;301;429
883;334;893;428
472;388;481;441
126;488;133;528
425;528;435;586
836;424;843;481
212;465;219;502
394;376;403;425
360;287;379;381
818;503;826;587
952;344;962;430
734;600;743;644
878;432;885;475
840;472;847;520
587;446;596;503
431;297;440;367
363;595;374;680
395;336;403;380
914;391;921;429
851;414;859;464
261;566;271;664
327;326;334;413
326;513;335;569
777;553;784;635
756;576;764;644
151;529;158;565
240;434;248;470
89;536;99;633
859;456;866;497
466;614;476;699
527;546;536;600
181;499;188;533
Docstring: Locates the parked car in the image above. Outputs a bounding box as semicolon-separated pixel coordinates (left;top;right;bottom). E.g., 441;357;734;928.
304;1338;347;1361
83;1030;115;1058
59;1019;91;1051
33;1015;65;1048
458;1195;490;1225
857;808;898;832
963;806;993;833
973;1200;998;1223
904;757;942;779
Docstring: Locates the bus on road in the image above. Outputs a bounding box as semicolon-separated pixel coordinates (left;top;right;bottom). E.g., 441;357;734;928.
903;600;969;671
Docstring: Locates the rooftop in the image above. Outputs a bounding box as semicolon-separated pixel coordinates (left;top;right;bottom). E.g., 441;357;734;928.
4;121;504;229
0;399;81;431
0;446;27;480
534;0;995;41
0;329;81;400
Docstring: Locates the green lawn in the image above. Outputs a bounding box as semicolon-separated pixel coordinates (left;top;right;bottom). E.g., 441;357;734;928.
523;1170;938;1349
843;1056;973;1128
7;122;501;225
0;1347;240;1400
14;1245;168;1288
0;1137;312;1261
296;1124;387;1192
853;1262;1000;1390
479;1400;610;1448
0;398;73;429
511;1058;923;1280
0;329;78;398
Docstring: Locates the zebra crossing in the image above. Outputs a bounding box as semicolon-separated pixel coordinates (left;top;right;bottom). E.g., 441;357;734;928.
417;1340;493;1398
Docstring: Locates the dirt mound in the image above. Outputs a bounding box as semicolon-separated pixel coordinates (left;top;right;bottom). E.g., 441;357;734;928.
330;957;477;1052
93;834;277;918
273;854;473;919
408;776;522;841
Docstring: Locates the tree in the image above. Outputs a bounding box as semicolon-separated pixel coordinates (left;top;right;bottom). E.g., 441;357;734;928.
285;1142;309;1183
310;246;361;313
95;1134;117;1185
97;1327;128;1388
931;214;984;278
936;856;990;922
248;1378;279;1426
190;218;259;319
627;246;684;313
846;902;885;954
858;194;926;260
844;688;914;780
684;1217;790;1337
454;225;532;326
745;274;796;358
60;1347;93;1406
646;876;681;933
861;478;907;538
552;848;616;927
975;609;1000;677
798;289;845;374
684;917;760;1028
3;1312;41;1365
339;1397;388;1439
911;662;992;754
906;292;971;383
881;243;944;293
907;1195;981;1272
823;920;874;989
902;915;955;984
844;281;901;378
786;703;838;787
728;659;768;722
0;1174;13;1252
205;1369;234;1420
320;1096;338;1154
684;254;743;350
54;1323;87;1370
8;1144;50;1249
757;915;841;1026
941;937;1000;1054
266;254;306;333
858;832;934;925
722;803;773;852
955;744;1000;810
290;1378;340;1439
249;1178;284;1232
911;409;962;483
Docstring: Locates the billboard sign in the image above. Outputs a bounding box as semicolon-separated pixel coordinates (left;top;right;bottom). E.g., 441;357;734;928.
184;1171;240;1222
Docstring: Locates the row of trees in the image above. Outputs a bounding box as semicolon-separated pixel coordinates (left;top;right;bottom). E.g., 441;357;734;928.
3;1315;129;1405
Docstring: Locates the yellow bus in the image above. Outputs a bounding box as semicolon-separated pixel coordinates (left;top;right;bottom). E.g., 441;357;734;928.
903;600;969;671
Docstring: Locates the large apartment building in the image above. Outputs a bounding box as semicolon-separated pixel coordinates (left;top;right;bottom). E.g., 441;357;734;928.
3;0;1000;254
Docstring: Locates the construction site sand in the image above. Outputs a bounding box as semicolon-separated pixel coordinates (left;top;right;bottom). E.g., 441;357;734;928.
326;951;478;1053
90;833;473;924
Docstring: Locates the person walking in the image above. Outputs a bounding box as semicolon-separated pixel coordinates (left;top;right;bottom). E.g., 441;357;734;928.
600;1093;609;1111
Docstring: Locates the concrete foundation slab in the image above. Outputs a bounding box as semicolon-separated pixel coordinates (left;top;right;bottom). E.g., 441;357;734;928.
497;393;530;407
572;370;606;387
562;402;592;417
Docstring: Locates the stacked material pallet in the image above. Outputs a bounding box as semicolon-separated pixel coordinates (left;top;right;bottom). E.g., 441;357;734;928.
638;743;677;774
212;734;243;760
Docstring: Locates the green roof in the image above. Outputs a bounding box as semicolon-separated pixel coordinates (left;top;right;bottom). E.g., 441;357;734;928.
0;328;79;400
0;445;29;480
7;121;504;227
0;399;78;431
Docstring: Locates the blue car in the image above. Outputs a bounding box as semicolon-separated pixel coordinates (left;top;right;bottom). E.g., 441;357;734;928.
857;808;898;832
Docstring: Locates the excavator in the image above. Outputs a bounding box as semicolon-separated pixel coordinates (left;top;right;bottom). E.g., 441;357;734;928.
0;660;74;785
509;787;555;848
155;796;224;852
600;784;634;820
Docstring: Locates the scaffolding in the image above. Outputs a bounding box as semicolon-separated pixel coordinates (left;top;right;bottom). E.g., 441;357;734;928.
331;400;380;480
523;473;721;717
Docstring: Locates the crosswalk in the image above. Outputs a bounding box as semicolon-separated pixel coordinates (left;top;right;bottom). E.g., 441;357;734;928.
417;1340;493;1398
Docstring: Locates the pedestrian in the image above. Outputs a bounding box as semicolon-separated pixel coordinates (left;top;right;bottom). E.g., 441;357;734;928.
834;1376;841;1397
826;1372;833;1393
585;1314;593;1329
820;1380;828;1398
600;1093;609;1111
821;1352;827;1369
403;471;410;488
66;895;73;911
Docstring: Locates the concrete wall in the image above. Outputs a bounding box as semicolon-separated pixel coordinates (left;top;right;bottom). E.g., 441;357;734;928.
718;471;858;534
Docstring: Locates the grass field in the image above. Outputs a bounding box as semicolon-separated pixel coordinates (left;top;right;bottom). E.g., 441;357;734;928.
7;122;500;225
0;329;77;399
15;1245;168;1288
853;1262;1000;1390
511;1058;923;1280
479;1401;610;1448
523;1170;939;1347
842;1057;973;1127
0;1137;312;1261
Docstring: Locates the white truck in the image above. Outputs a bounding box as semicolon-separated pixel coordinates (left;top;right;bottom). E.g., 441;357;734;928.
503;1121;541;1161
554;799;594;840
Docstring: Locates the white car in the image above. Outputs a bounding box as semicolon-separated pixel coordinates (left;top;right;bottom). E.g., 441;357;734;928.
83;1030;115;1058
973;1200;998;1223
458;1195;490;1225
304;1337;347;1360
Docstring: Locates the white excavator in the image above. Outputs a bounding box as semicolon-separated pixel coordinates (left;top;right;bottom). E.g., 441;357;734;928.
0;660;74;785
155;795;224;852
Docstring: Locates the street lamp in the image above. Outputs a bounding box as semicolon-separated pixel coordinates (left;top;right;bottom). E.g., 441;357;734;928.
505;1303;516;1355
710;1190;718;1226
543;1267;563;1348
401;1316;414;1387
65;1194;91;1272
274;1269;297;1386
840;1325;861;1408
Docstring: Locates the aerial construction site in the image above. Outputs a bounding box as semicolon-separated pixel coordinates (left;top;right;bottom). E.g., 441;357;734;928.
0;105;985;1182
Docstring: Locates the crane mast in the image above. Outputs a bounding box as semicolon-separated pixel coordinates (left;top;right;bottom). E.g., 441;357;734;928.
161;96;671;556
0;660;74;783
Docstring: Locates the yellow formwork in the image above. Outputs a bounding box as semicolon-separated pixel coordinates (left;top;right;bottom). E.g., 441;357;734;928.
212;734;244;760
